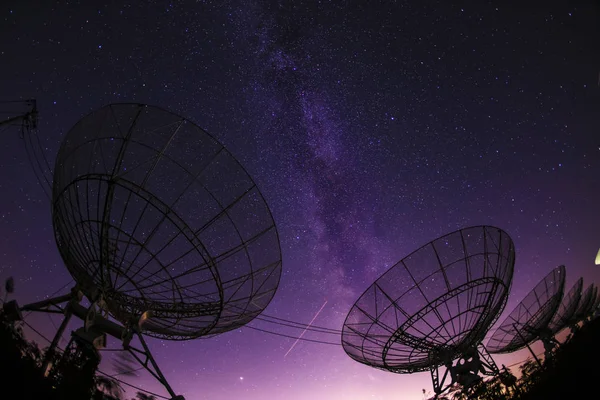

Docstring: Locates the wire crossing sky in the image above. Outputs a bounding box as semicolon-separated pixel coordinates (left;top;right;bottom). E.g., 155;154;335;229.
1;1;599;399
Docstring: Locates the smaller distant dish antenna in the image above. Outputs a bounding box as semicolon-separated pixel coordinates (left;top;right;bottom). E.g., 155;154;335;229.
538;277;584;358
578;285;598;325
547;277;583;336
595;248;600;265
586;286;598;317
587;288;600;320
486;265;566;366
570;284;596;334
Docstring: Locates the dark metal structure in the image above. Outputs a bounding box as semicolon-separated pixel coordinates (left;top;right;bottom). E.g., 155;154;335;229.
341;226;515;396
568;284;596;334
547;277;583;335
581;286;598;321
1;99;52;198
3;103;282;399
0;99;37;130
52;103;282;339
572;284;595;322
590;289;600;317
591;287;599;312
486;265;565;367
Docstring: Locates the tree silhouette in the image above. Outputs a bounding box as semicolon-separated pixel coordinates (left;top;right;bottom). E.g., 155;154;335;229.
0;315;54;398
0;312;129;400
517;359;541;393
133;392;157;400
94;375;124;400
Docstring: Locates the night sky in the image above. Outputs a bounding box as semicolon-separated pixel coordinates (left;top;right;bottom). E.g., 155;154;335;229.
1;1;600;399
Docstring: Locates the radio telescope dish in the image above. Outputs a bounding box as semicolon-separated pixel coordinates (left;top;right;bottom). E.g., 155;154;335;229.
486;265;565;354
547;277;583;335
52;103;282;340
575;285;598;327
590;291;600;320
569;284;595;331
595;248;600;265
342;226;515;395
590;288;600;315
583;286;598;319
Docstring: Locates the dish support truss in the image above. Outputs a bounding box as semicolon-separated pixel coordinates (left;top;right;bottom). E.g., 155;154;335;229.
429;345;498;396
2;287;184;400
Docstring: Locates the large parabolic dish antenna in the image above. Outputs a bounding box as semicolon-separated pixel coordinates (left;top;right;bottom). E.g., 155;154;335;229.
341;226;515;374
486;265;565;354
52;103;282;340
547;277;583;335
595;248;600;265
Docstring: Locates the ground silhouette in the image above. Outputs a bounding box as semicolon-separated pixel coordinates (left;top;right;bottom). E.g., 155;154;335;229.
0;312;154;400
2;310;599;399
425;316;600;400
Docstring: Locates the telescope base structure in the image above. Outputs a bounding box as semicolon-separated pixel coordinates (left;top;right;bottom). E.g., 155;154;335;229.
2;289;185;400
46;328;103;391
429;345;499;397
538;328;559;363
567;322;582;341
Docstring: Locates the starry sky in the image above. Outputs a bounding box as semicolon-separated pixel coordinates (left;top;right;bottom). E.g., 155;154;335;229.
1;1;599;399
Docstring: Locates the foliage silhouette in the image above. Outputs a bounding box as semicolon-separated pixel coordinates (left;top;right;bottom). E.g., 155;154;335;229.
0;313;162;400
94;375;124;399
134;392;158;400
0;313;54;399
423;316;600;399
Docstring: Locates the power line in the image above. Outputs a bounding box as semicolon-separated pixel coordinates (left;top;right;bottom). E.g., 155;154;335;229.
23;280;74;319
21;319;51;345
243;324;342;346
254;313;344;334
226;301;350;336
21;125;51;200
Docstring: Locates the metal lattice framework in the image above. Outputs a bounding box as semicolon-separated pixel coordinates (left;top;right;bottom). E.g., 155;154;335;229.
341;226;515;373
486;265;565;354
547;277;583;335
52;103;282;340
